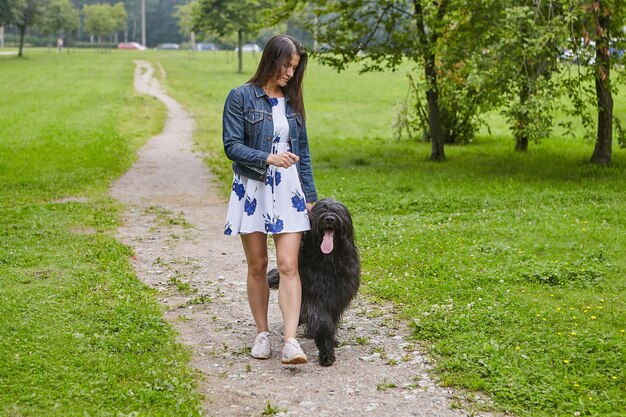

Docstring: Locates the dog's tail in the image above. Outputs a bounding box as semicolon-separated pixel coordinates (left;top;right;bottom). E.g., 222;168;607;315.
267;268;280;289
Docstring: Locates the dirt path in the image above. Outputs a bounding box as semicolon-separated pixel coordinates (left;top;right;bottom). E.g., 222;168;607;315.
110;61;496;417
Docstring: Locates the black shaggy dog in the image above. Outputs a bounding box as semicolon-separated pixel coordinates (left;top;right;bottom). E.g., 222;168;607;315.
268;198;360;366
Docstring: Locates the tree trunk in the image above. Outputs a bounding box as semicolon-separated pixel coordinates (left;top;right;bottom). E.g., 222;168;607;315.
237;29;243;74
515;85;529;152
590;32;613;165
424;54;445;161
18;24;26;57
414;0;445;161
515;135;529;152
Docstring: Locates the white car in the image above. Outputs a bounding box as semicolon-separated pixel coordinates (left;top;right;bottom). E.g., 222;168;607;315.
234;44;262;52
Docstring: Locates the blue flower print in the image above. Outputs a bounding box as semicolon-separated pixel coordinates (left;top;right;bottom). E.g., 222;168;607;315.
265;170;282;193
291;190;306;212
232;178;245;201
269;97;278;106
224;222;233;235
273;134;281;143
244;195;257;215
264;214;284;233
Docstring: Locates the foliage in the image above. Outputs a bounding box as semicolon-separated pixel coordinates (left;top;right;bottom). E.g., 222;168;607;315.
82;2;127;45
38;0;80;37
481;2;568;151
174;0;195;38
191;0;271;41
276;0;500;160
192;0;273;72
0;0;25;26
9;0;45;56
560;0;626;164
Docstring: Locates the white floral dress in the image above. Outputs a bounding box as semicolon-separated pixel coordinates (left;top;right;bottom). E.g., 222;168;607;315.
224;97;310;235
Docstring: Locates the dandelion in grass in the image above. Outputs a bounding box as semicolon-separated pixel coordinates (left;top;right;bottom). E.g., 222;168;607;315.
563;359;570;364
591;316;597;320
570;331;577;336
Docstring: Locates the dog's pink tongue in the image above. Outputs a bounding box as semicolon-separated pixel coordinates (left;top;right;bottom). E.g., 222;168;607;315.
321;230;335;254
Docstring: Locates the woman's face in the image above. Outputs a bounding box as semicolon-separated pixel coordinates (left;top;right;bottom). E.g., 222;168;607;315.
274;53;300;87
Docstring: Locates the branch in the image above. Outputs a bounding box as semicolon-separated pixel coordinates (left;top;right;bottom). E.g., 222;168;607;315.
359;2;392;51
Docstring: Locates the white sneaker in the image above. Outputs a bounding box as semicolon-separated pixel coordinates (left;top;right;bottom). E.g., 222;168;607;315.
281;338;308;365
251;331;271;359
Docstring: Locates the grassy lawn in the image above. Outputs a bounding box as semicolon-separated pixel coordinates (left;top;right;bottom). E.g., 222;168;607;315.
1;48;624;417
153;50;626;417
0;50;202;416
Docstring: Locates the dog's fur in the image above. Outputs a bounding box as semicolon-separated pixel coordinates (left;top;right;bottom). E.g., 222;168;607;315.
268;198;360;366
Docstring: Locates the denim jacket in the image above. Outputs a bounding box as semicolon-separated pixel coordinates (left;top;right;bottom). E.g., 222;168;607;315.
222;84;318;202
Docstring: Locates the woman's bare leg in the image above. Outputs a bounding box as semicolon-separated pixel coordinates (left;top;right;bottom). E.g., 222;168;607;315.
241;232;269;333
273;232;303;342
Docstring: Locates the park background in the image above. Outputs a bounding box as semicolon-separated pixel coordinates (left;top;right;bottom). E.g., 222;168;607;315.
1;1;625;416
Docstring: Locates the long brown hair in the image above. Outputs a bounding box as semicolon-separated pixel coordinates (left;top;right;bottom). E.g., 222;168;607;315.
248;34;308;118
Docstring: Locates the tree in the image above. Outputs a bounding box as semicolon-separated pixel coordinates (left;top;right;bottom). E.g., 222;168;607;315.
110;1;127;41
174;0;196;49
39;0;80;43
576;0;625;164
482;1;568;152
82;2;126;49
9;0;45;56
192;0;272;73
0;0;24;26
277;0;496;161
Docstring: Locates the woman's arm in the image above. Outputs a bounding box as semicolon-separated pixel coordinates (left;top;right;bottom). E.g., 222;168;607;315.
297;119;318;203
222;88;270;169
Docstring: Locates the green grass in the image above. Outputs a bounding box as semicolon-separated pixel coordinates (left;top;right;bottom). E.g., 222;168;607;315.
0;50;202;416
153;51;626;417
1;48;624;416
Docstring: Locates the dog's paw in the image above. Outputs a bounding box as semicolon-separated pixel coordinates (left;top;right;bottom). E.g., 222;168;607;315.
319;352;335;366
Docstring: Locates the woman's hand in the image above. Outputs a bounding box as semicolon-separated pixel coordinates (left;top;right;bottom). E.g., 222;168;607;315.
266;151;300;168
306;202;314;212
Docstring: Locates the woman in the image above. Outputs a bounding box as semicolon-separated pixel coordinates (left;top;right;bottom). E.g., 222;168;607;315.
222;35;317;365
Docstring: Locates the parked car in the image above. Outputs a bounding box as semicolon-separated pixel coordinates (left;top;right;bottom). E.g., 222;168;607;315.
118;42;146;51
156;43;180;50
234;43;261;52
196;42;218;51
